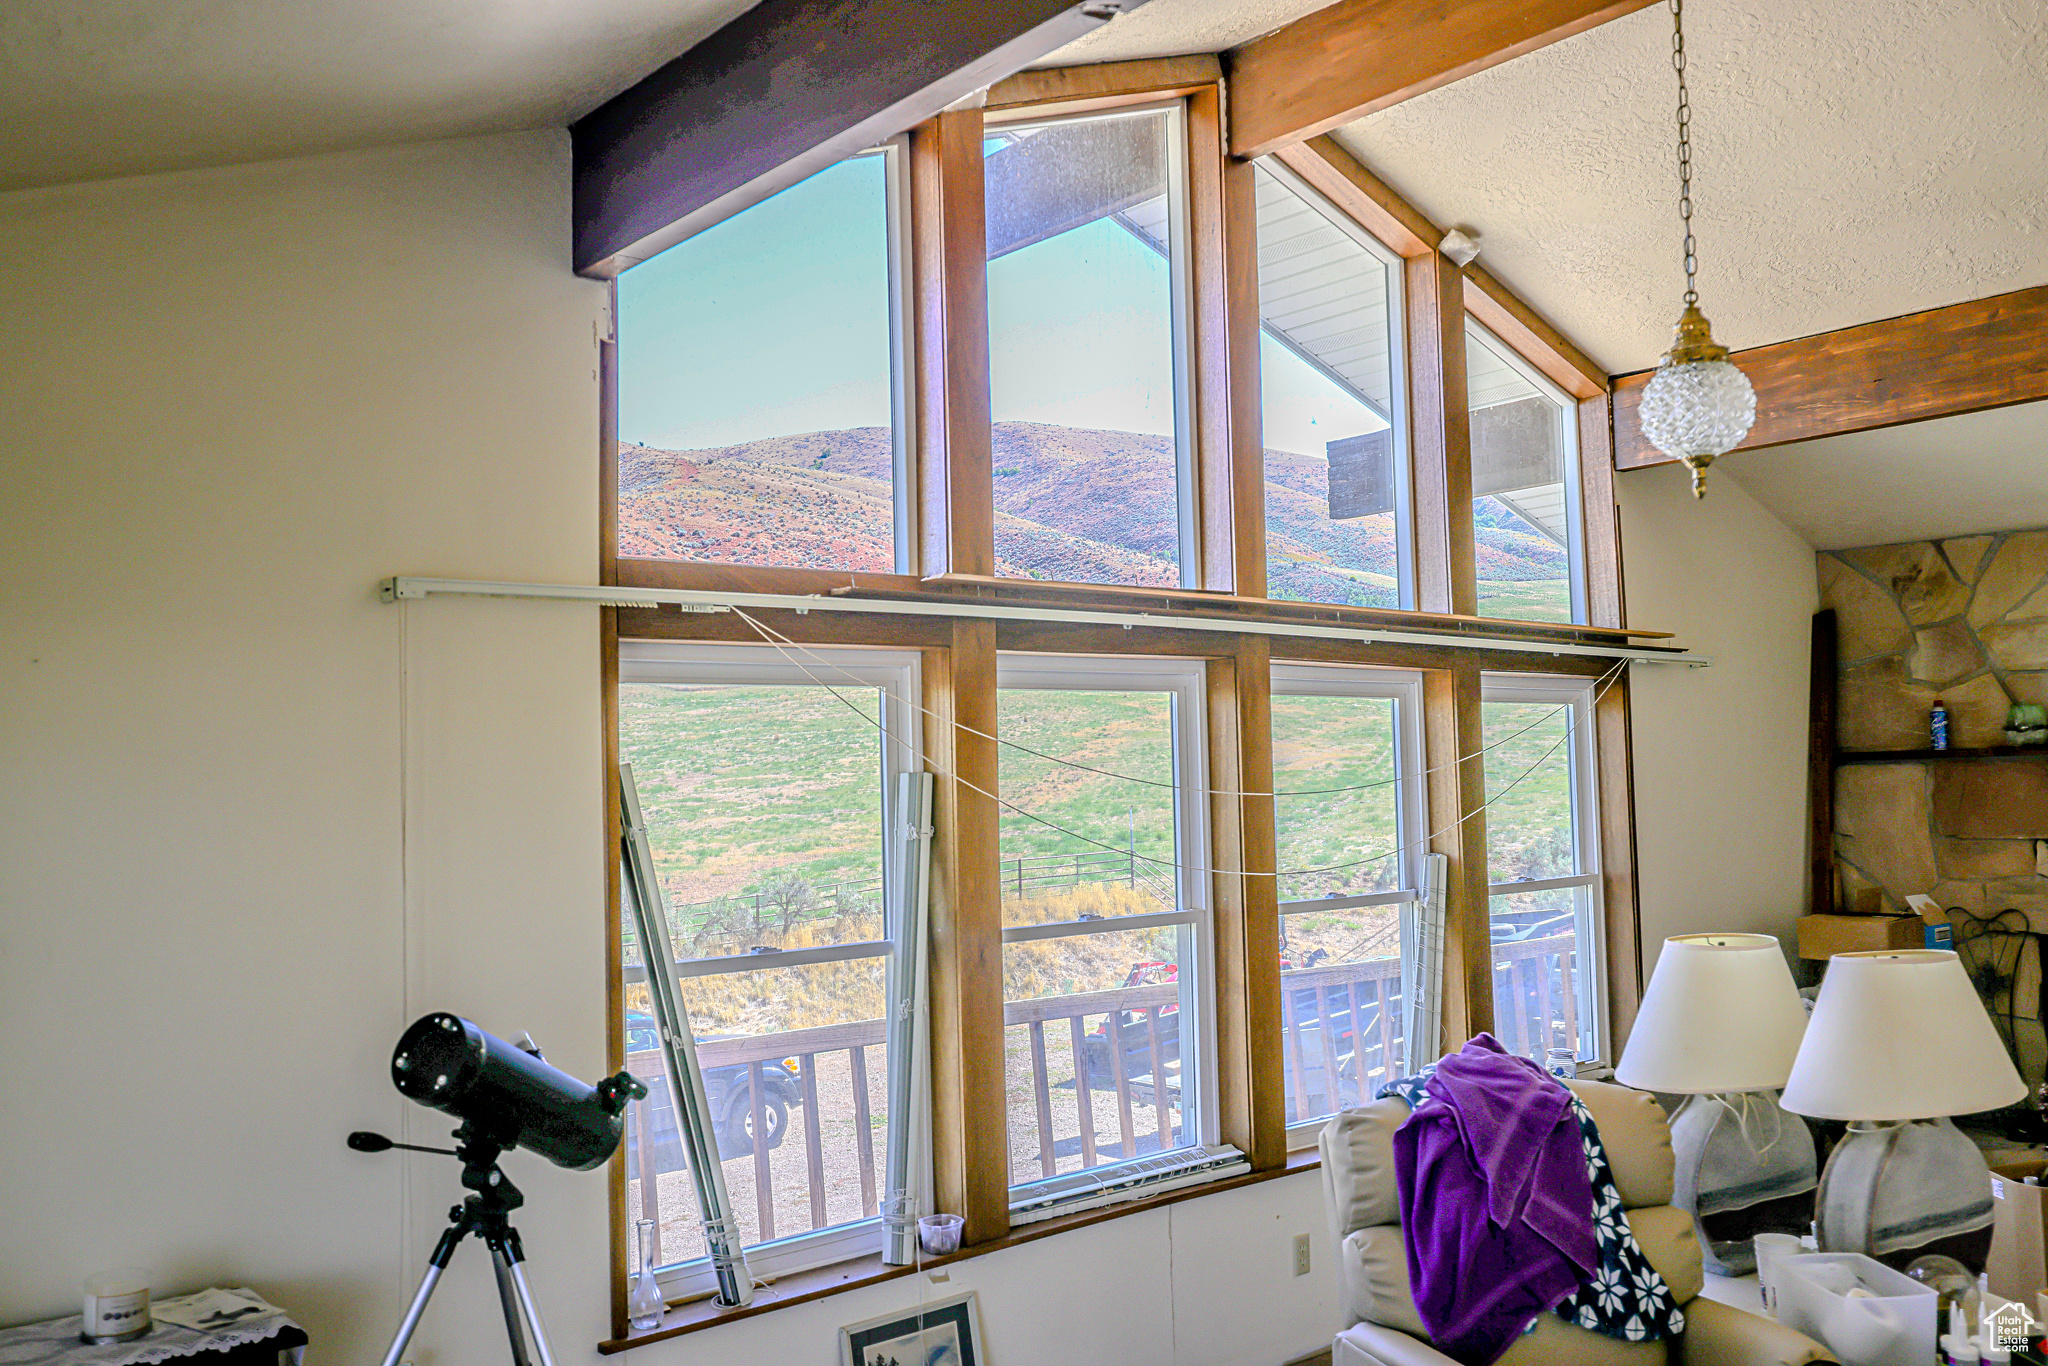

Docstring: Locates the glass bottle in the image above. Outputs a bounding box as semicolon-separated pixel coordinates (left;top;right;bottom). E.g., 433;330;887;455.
628;1218;665;1331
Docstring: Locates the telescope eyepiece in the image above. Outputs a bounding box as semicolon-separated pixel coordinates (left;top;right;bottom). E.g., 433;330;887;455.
596;1071;649;1116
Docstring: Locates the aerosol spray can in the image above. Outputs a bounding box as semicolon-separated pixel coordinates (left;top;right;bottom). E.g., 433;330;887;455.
1932;700;1950;751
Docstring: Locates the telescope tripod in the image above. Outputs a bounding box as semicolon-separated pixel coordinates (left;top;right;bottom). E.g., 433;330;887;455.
376;1133;557;1366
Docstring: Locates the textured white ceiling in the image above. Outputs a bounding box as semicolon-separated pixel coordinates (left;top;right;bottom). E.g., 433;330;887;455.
0;0;1337;194
0;0;759;191
1335;0;2048;375
1034;0;1333;67
1704;400;2048;550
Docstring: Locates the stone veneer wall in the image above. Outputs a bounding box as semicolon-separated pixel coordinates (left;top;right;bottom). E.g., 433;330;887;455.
1822;531;2048;1078
1824;530;2048;904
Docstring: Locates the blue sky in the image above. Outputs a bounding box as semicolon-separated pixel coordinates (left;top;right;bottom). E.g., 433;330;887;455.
617;154;1389;459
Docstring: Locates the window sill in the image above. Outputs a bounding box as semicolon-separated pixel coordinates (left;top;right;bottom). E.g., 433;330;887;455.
611;559;1666;648
598;1150;1321;1353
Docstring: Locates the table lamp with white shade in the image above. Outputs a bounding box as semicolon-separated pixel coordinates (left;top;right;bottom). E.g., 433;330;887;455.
1780;948;2026;1268
1616;933;1817;1274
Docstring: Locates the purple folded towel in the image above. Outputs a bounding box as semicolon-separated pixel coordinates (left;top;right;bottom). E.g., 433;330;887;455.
1393;1034;1597;1364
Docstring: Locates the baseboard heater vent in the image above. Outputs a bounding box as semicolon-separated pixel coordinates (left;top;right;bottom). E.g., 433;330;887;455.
1009;1145;1249;1225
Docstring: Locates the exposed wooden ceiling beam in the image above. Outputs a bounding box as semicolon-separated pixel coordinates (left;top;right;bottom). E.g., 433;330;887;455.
570;0;1147;277
1612;285;2048;469
1224;0;1658;160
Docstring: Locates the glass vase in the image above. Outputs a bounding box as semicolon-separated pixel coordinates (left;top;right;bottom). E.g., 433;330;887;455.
628;1218;665;1332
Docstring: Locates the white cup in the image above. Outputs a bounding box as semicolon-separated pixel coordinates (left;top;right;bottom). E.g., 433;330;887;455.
1753;1233;1805;1314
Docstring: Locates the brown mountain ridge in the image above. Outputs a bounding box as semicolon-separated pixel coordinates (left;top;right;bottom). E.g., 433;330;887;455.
619;422;1564;605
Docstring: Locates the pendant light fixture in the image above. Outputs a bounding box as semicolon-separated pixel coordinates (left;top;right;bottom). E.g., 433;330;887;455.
1637;0;1755;499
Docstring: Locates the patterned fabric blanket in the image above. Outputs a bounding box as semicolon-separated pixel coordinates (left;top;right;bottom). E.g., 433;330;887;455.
1379;1068;1687;1346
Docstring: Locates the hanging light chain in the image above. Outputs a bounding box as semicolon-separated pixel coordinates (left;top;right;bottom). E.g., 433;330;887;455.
1669;0;1698;305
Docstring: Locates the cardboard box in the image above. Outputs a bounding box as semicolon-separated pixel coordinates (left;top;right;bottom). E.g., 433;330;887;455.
1797;913;1926;960
1905;894;1957;951
1989;1159;2048;1304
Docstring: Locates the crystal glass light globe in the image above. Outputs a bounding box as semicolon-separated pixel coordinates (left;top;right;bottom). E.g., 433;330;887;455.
1640;359;1756;460
1639;304;1757;498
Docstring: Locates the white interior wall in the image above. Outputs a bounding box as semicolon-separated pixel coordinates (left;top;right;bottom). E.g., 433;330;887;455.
1618;466;1821;976
0;130;1347;1366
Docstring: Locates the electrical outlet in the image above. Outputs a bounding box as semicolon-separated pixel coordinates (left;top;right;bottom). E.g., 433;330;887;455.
1293;1232;1311;1277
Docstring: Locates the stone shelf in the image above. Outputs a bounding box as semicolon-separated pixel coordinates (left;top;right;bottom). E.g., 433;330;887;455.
1835;745;2048;766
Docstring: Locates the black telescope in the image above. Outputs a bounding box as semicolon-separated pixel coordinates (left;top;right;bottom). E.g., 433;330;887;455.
353;1014;647;1366
388;1012;643;1170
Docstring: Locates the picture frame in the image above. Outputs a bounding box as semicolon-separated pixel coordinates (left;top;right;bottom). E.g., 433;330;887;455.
839;1289;985;1366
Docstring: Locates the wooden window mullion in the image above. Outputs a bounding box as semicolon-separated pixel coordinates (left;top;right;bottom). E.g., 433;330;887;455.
1408;254;1476;618
922;621;1007;1245
1423;663;1492;1050
1578;394;1624;630
1205;636;1284;1169
910;110;994;580
1188;87;1264;596
1595;673;1642;1057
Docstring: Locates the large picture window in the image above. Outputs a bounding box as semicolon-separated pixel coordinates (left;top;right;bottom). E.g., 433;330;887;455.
1270;665;1424;1137
616;643;924;1296
615;146;912;572
1481;674;1605;1067
994;655;1224;1213
1466;319;1584;623
984;105;1194;588
1255;161;1411;610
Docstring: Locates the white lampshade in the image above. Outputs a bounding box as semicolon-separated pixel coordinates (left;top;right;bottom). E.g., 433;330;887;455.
1781;949;2025;1121
1617;933;1809;1093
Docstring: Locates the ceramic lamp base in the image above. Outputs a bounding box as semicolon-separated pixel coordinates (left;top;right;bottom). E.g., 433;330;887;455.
1815;1117;1996;1271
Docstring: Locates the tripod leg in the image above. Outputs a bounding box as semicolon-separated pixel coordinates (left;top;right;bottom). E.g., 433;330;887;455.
497;1229;559;1366
490;1247;535;1366
379;1220;467;1366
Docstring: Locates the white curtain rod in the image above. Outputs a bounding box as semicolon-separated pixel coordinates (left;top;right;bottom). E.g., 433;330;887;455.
379;576;1709;667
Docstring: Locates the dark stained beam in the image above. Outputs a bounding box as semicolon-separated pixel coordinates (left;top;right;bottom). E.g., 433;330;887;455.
571;0;1145;277
1225;0;1658;159
1613;284;2048;469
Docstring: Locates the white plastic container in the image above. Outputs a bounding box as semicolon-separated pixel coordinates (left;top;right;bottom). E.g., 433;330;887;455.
82;1270;151;1344
1774;1253;1937;1366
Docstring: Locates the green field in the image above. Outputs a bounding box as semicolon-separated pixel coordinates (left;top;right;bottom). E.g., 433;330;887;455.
623;676;1577;921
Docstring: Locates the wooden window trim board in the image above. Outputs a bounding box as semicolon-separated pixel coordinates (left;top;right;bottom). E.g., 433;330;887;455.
984;54;1222;117
617;605;1632;680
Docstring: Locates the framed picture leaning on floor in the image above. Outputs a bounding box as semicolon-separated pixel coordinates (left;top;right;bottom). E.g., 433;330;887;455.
839;1290;985;1366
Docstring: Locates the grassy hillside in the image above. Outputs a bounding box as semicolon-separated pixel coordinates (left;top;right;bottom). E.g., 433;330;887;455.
622;679;1576;937
618;422;1569;614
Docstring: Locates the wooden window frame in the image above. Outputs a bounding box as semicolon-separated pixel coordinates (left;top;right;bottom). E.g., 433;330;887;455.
597;59;1646;1347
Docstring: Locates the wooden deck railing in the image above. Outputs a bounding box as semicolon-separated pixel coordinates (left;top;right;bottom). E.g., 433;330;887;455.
624;956;1486;1250
1491;931;1578;1059
1279;957;1404;1122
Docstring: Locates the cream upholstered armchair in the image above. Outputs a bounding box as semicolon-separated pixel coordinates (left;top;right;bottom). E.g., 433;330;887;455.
1320;1078;1837;1366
